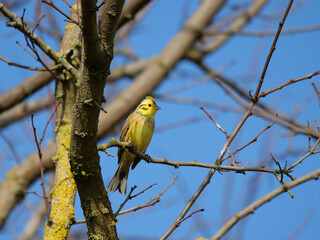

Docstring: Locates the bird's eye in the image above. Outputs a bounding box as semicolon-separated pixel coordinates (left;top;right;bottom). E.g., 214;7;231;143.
148;104;151;107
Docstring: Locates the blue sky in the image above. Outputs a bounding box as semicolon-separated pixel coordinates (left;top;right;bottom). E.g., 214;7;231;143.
0;0;320;239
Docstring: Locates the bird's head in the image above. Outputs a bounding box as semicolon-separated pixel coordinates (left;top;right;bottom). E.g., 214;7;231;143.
136;96;161;117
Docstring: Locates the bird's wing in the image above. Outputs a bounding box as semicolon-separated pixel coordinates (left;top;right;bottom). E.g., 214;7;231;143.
117;116;132;164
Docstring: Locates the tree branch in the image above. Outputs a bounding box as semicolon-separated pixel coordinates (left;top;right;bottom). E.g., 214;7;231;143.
117;0;151;30
0;63;54;113
161;1;294;238
43;6;81;238
0;3;80;81
210;168;320;240
98;139;287;175
252;0;294;102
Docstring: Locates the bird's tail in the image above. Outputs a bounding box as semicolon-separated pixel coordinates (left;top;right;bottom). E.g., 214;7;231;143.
107;166;129;195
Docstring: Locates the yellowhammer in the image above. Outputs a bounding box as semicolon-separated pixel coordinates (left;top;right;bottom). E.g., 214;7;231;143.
108;96;161;195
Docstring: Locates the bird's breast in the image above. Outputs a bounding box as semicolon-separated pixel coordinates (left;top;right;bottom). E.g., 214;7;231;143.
129;115;155;152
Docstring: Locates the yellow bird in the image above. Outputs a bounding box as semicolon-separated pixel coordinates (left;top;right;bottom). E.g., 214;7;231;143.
108;96;161;195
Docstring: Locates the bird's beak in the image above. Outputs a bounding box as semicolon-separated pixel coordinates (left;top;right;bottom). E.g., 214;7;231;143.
155;105;161;110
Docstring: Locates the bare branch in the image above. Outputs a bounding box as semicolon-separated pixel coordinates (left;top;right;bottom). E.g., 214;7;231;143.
28;115;52;225
118;176;177;216
39;102;60;144
270;154;294;198
0;143;56;229
202;0;269;53
42;0;79;25
252;0;294;102
0;3;79;78
200;107;229;138
178;209;204;226
74;177;177;224
259;70;320;98
0;64;54;113
196;62;320;139
114;183;156;216
162;1;295;238
210;168;320;240
117;0;151;30
222;123;275;162
0;55;51;71
99;139;293;175
0;95;54;130
311;81;320;106
287;138;320;171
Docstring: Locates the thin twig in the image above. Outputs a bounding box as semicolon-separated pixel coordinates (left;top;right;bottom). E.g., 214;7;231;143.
16;41;37;59
19;11;61;81
252;0;294;102
31;14;46;34
200;107;229;138
118;176;177;216
0;3;79;79
311;81;320;106
162;1;295;238
114;185;137;217
42;0;79;25
178;209;204;225
307;121;311;151
25;190;47;200
39;102;60;144
0;55;49;71
27;33;61;81
196;62;320;139
74;177;177;224
270;154;294;198
62;0;81;22
259;70;320;98
222;122;275;162
227;147;240;168
114;184;157;217
131;183;157;198
210;168;320;240
287;138;320;171
28;115;51;224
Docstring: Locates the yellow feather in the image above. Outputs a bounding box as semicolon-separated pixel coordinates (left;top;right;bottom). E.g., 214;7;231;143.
108;96;160;195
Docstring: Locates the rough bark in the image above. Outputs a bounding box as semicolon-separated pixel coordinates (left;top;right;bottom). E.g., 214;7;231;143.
68;0;124;239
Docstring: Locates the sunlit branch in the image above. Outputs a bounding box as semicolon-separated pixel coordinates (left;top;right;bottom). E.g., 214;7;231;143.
200;107;229;139
98;139;290;175
117;176;177;216
114;183;156;217
0;3;79;78
259;70;320;98
73;176;177;224
210;168;320;240
162;1;294;239
287;138;320;171
0;55;52;71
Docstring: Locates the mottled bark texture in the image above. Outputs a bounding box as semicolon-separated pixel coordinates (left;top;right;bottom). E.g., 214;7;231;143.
69;1;124;239
43;4;81;239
